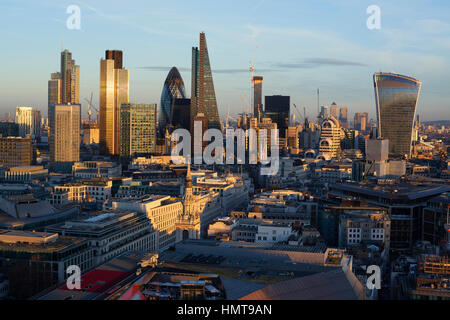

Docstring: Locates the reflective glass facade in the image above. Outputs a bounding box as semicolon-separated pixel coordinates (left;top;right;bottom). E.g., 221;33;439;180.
120;103;156;157
191;33;221;130
374;73;421;158
99;51;129;155
159;67;186;133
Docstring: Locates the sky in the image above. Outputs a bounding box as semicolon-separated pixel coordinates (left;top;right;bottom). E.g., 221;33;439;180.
0;0;449;122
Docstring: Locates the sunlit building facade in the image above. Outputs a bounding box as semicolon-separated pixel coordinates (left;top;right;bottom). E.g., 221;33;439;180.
374;73;422;158
48;103;81;169
15;106;41;139
120;103;157;157
159;67;186;133
99;50;129;155
60;49;80;104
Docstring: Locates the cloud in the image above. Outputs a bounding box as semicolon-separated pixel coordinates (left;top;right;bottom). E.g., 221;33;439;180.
136;66;276;74
137;66;190;72
273;58;367;69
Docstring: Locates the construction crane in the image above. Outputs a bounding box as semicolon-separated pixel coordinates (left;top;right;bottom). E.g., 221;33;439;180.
84;92;99;124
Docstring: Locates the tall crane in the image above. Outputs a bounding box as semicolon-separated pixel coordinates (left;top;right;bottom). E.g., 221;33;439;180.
84;92;98;124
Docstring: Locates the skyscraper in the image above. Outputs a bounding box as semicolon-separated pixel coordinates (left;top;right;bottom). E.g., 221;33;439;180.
330;102;338;119
191;32;220;131
60;49;80;104
265;95;290;138
253;76;263;121
373;72;422;158
354;112;368;132
15;106;41;139
48;72;62;107
99;50;129;155
339;106;348;128
159;67;186;133
48;103;80;169
120;103;156;157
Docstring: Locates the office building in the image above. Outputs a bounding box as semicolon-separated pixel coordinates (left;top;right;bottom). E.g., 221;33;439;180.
159;67;186;133
171;98;191;130
330;102;339;119
48;72;62;107
112;195;182;252
0;122;19;137
46;211;155;267
191;32;220;130
320;105;328;119
0;230;93;299
354;112;368;132
72;161;122;179
48;104;81;169
0;136;32;168
339;106;348;128
374;72;422;158
15;106;41;139
60;49;80;104
319;117;343;160
119;103;156;157
253;76;263;120
265;95;290;138
99;50;130;155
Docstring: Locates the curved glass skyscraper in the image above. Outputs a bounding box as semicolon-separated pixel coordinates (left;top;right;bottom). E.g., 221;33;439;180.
159;67;186;133
374;72;422;158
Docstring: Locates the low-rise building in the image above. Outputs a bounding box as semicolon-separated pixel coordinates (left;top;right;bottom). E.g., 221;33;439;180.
3;166;48;182
112;195;182;252
0;230;93;299
46;210;156;267
72;161;122;179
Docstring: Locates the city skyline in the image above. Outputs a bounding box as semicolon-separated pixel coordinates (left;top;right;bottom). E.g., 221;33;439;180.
0;0;449;122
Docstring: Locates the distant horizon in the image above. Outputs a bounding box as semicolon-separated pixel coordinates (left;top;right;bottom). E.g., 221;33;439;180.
1;0;449;122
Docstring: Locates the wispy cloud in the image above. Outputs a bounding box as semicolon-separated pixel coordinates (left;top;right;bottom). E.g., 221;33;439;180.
136;66;276;74
77;1;190;37
273;58;367;69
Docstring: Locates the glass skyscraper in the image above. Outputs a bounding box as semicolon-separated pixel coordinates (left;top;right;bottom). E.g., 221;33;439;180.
159;67;186;133
191;32;221;131
99;50;129;155
373;72;422;158
265;95;290;138
120;103;156;157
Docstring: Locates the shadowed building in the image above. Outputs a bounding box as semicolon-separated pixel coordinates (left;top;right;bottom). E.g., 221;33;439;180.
191;32;221;131
253;76;263;121
171;98;191;130
159;67;186;134
265;95;290;138
373;73;422;159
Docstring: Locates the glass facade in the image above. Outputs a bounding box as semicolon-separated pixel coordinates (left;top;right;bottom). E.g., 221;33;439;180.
159;67;186;133
374;73;422;158
264;95;290;138
120;103;156;157
99;51;129;155
191;33;221;130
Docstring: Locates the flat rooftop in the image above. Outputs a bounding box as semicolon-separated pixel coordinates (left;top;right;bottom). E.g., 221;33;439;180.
330;182;449;201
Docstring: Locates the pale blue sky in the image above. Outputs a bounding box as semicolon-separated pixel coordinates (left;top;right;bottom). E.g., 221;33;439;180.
0;0;449;121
